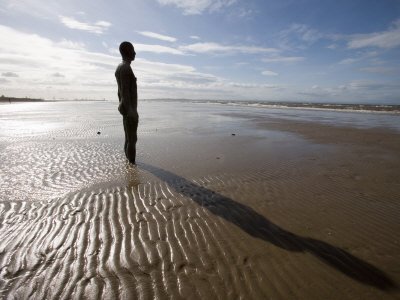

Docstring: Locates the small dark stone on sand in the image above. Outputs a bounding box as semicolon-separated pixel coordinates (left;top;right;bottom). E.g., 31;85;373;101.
216;157;220;159
97;131;101;135
231;133;236;136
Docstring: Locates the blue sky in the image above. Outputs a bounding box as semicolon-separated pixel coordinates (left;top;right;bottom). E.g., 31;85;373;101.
0;0;399;103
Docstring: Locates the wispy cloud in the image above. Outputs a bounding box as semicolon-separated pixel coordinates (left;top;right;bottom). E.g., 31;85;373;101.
347;19;400;49
360;66;397;74
279;19;400;51
180;42;278;54
3;0;62;19
110;44;183;55
156;0;236;15
339;58;358;65
234;7;254;18
57;39;86;50
117;40;279;56
137;31;177;42
343;80;398;91
0;24;120;99
278;23;323;49
262;55;305;63
261;70;278;76
0;24;291;101
129;44;184;55
0;25;228;99
59;16;111;34
326;44;338;49
52;72;65;77
228;82;278;89
2;72;19;77
338;51;378;65
298;80;400;103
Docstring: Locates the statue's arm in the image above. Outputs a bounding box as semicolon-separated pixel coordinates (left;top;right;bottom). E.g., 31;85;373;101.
120;67;134;113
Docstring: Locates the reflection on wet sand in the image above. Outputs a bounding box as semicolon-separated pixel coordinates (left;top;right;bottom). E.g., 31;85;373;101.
140;163;396;291
1;100;400;299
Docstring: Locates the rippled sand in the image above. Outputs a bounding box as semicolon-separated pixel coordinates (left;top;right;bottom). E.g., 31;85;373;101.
0;101;399;299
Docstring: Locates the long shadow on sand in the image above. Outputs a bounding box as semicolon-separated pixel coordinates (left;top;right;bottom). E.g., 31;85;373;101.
140;163;396;291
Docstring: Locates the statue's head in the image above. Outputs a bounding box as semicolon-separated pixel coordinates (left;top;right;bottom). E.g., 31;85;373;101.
119;41;135;62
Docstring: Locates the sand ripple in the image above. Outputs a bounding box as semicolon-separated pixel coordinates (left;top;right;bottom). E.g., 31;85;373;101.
0;166;398;299
0;141;130;202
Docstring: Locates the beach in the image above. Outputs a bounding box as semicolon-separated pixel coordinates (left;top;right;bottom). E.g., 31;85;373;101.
0;100;399;299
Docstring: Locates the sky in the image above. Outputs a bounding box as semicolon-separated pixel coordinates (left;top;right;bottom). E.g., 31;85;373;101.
0;0;399;104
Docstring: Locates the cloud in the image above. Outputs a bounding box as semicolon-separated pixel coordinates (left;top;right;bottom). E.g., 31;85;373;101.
278;20;400;52
116;41;277;56
262;55;305;63
344;80;398;91
261;70;278;76
0;24;230;100
360;67;397;75
234;62;249;66
234;7;253;18
1;24;398;102
156;0;236;15
52;72;65;77
3;0;62;19
339;58;358;65
338;51;379;65
326;44;338;49
297;80;400;103
137;31;177;42
180;42;278;54
59;16;111;34
347;20;400;49
135;59;196;76
135;44;184;55
0;24;290;101
228;82;278;89
279;20;400;51
0;24;118;98
2;72;19;77
278;23;323;49
190;35;201;40
57;39;86;50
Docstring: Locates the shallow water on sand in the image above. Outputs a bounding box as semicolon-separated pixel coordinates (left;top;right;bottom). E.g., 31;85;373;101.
1;100;400;140
0;100;399;299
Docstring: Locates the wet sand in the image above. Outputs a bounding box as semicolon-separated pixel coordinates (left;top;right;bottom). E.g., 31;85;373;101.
0;101;399;299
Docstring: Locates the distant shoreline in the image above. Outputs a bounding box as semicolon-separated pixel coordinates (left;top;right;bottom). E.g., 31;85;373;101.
0;97;45;103
0;96;106;103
